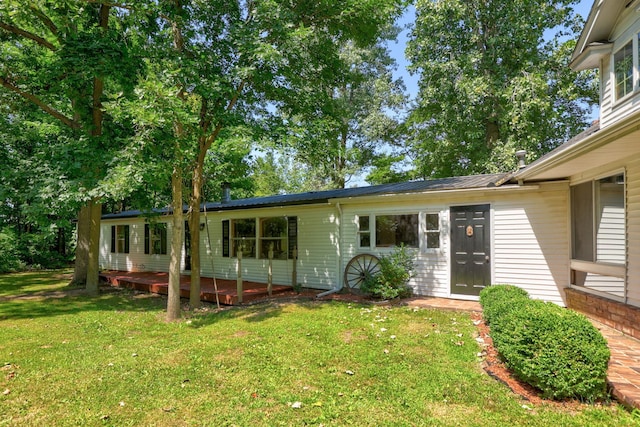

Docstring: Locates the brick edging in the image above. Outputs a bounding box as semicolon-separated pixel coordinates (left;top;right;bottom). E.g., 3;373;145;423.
565;287;640;340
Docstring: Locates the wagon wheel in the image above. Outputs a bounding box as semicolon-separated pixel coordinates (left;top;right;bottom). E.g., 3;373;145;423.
344;253;381;292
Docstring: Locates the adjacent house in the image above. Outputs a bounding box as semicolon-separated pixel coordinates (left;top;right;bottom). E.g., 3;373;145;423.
99;0;640;337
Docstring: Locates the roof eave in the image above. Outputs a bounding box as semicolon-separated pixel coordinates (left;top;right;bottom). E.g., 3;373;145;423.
571;0;625;63
570;42;612;71
516;111;640;181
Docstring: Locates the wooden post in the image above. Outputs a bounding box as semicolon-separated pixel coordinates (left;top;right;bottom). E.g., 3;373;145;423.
236;242;243;304
291;246;297;289
268;243;273;297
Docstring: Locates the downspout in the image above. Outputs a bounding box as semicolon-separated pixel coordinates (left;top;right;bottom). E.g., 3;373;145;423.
317;201;344;298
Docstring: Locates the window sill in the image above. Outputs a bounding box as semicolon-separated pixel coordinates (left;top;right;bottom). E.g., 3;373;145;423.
611;89;640;111
570;259;625;278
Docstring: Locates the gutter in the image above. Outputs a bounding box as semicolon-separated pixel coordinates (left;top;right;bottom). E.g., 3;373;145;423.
317;202;344;298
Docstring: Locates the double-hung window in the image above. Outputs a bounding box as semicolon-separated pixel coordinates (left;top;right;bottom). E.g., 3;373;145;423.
232;218;256;258
357;215;371;248
144;223;167;255
611;32;640;102
110;225;130;254
614;40;633;100
424;213;441;249
260;217;288;260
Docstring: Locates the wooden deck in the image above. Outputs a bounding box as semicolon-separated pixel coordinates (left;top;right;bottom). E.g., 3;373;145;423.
99;271;292;305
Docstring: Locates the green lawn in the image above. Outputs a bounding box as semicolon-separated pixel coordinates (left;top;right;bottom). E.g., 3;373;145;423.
0;271;638;426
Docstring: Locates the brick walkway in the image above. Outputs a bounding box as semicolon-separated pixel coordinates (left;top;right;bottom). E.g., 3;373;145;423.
591;320;640;409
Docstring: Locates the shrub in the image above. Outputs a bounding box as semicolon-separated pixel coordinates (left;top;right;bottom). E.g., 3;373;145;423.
361;245;414;300
479;285;529;326
481;285;610;401
0;229;22;273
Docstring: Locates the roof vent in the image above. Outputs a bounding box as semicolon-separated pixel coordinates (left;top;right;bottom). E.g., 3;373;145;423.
515;150;527;169
221;182;231;203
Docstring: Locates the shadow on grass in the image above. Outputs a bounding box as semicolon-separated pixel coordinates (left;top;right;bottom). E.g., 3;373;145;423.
0;270;75;296
188;298;366;329
0;270;372;325
0;286;166;321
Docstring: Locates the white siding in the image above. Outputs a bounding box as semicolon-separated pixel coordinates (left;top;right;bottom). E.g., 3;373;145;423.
492;186;570;305
196;205;339;289
340;200;450;298
99;218;174;273
599;14;640;129
340;184;570;304
596;182;625;263
582;274;625;298
100;206;340;290
99;184;571;305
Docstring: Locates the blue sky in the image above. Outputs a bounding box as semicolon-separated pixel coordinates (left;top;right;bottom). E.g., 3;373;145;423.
388;0;595;102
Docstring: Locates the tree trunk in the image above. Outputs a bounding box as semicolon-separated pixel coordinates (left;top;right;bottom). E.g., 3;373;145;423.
72;202;91;284
167;166;183;321
83;3;109;294
188;208;201;308
188;153;205;308
86;198;102;294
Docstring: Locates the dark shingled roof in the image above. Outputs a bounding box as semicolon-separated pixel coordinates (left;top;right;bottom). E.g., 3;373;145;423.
102;173;509;219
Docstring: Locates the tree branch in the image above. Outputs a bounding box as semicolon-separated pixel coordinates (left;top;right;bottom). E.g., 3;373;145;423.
82;0;173;25
203;79;247;151
0;20;57;51
0;75;79;129
28;5;58;36
91;4;111;137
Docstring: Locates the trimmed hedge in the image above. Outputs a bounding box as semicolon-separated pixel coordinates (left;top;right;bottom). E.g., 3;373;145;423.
479;284;529;326
480;285;610;401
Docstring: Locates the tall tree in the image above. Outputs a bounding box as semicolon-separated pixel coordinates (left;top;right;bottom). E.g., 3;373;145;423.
252;149;328;195
0;102;77;269
271;28;407;190
0;1;141;291
132;0;404;319
406;0;598;178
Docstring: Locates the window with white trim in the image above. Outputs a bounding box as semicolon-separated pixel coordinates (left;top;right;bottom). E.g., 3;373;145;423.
614;40;633;100
425;213;441;249
110;225;130;254
232;218;256;258
260;217;287;260
375;214;419;248
145;223;167;255
222;217;297;259
357;215;371;248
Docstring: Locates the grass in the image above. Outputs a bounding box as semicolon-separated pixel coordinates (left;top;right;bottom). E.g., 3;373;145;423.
0;271;639;426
